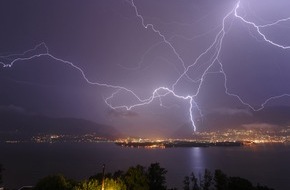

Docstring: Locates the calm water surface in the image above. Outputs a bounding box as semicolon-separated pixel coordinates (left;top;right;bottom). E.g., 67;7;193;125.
0;142;290;190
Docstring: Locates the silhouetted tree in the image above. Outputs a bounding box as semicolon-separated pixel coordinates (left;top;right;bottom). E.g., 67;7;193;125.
113;170;125;180
191;172;200;190
0;164;3;185
228;176;254;190
256;184;275;190
124;165;149;190
183;172;200;190
34;174;74;190
214;169;228;190
201;169;213;190
185;169;274;190
147;162;167;190
183;176;190;190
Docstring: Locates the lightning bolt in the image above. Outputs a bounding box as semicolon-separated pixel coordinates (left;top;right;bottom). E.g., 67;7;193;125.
234;2;290;49
224;1;290;111
1;1;290;132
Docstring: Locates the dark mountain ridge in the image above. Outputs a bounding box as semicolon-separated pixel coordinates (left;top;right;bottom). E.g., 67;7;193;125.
0;110;121;140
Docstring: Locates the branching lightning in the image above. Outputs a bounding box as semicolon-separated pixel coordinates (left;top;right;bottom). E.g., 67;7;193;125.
234;2;290;49
1;0;290;132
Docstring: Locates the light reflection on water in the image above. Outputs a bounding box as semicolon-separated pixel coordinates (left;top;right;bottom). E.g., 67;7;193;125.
189;147;205;172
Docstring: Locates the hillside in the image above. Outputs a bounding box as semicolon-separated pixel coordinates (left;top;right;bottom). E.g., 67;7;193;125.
0;109;121;141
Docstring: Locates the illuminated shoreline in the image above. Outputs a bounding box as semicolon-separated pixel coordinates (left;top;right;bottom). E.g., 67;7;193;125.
115;141;244;149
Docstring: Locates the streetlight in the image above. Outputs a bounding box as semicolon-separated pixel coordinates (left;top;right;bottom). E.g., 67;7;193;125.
101;164;105;190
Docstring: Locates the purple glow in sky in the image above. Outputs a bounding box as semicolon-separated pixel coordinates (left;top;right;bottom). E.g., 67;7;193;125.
1;0;290;137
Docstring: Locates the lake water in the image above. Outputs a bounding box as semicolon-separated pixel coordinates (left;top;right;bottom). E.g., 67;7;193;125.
0;142;290;190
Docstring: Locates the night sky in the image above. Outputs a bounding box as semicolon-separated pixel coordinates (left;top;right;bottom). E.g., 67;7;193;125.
1;0;290;137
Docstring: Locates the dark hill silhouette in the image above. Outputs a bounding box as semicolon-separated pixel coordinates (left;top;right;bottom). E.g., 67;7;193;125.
0;109;121;140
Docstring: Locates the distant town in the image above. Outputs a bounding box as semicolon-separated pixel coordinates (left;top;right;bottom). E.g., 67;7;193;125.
2;127;290;147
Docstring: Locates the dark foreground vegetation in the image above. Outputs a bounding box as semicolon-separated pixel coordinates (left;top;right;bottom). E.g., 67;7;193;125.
0;163;3;185
1;163;274;190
